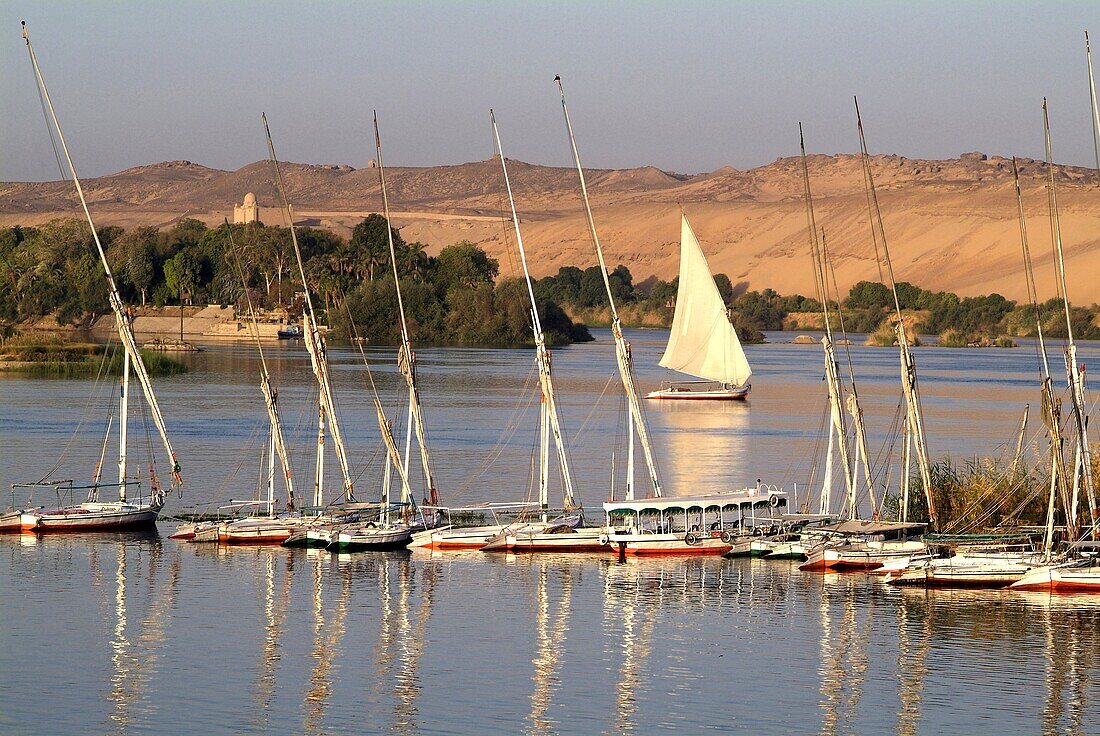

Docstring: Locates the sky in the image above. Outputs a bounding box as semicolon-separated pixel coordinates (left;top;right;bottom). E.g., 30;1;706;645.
3;1;1100;181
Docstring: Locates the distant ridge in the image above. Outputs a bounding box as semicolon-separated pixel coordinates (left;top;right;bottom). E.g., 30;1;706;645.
3;153;1100;301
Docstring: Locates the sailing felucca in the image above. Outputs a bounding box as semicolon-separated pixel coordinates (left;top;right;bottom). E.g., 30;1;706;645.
479;109;603;553
646;219;752;400
11;22;183;533
555;76;786;556
213;221;303;545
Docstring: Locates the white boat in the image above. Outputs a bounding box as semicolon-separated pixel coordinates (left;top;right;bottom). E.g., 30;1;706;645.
1010;554;1100;593
32;499;162;532
645;217;751;401
220;516;305;545
798;521;927;571
408;502;542;550
883;535;1044;587
14;29;185;534
474;112;598;554
602;488;787;557
555;83;786;556
328;523;412;552
481;514;608;553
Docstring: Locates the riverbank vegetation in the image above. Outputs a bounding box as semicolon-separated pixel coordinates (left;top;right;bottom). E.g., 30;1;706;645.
3;219;1098;347
0;218;591;348
880;452;1100;533
0;332;186;377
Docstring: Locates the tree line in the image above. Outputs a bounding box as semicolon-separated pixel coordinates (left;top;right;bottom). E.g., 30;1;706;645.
2;217;1097;346
0;216;591;347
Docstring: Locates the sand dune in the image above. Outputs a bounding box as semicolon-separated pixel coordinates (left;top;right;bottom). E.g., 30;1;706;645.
3;152;1099;301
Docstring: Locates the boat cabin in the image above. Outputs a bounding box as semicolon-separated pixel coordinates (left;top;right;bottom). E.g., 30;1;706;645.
604;487;787;536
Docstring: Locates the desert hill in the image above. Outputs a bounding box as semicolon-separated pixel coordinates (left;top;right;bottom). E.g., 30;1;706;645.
3;152;1100;301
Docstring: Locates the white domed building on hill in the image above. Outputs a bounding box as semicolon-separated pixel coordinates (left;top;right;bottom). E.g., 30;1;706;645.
233;192;259;224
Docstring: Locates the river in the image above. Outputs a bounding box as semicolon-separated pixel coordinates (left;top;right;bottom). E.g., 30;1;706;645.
1;329;1097;735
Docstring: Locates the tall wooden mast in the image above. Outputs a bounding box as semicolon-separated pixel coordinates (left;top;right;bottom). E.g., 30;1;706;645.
556;76;662;498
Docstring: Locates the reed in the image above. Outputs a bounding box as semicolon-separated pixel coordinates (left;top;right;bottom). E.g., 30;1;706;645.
0;332;185;377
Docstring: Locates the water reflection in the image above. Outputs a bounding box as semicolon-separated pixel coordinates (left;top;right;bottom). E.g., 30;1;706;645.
528;560;573;736
303;550;352;735
104;538;180;735
392;556;435;735
894;590;930;736
253;549;294;731
604;561;658;736
817;575;869;736
652;401;752;494
7;537;1100;734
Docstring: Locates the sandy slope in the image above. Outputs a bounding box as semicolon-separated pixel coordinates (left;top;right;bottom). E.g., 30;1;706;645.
3;152;1099;301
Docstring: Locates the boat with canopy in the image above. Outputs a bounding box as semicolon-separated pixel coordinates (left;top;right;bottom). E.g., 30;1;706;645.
647;217;751;400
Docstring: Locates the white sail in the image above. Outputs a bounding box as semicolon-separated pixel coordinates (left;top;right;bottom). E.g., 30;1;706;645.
659;215;751;386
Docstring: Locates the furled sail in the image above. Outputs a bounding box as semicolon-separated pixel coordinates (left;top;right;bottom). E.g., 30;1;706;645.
659;214;752;386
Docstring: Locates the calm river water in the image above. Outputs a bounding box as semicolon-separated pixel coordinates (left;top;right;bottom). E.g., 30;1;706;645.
2;329;1099;735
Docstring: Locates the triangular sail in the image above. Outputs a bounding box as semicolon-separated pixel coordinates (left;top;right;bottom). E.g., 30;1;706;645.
659;215;751;386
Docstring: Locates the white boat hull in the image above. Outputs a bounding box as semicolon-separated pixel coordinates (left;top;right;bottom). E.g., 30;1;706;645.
220;517;301;545
409;524;506;550
481;526;609;553
329;525;412;551
645;384;750;401
800;540;927;572
606;531;732;556
1010;562;1100;592
28;501;162;533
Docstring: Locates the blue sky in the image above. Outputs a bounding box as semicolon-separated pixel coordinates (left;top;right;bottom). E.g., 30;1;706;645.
3;1;1100;180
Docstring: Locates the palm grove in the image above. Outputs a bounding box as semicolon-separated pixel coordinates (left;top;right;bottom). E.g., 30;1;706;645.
2;215;1097;346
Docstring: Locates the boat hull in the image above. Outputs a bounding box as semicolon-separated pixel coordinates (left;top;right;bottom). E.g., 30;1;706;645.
409;524;506;550
645;385;750;401
482;527;609;553
29;502;161;533
800;541;926;572
328;526;412;552
1010;564;1100;592
0;510;38;533
608;532;732;556
220;518;298;545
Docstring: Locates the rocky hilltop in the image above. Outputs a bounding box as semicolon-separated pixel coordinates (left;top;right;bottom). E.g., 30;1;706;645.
3;152;1099;301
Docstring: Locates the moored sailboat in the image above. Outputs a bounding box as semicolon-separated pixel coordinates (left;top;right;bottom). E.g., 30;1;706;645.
12;23;183;533
478;109;605;554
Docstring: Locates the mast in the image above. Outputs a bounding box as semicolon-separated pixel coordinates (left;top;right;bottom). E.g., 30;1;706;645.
22;21;181;491
262;113;355;503
1043;99;1097;537
1087;31;1100;187
490;109;579;510
556;76;662;497
373;112;439;507
820;232;877;517
118;350;130;501
854;98;935;528
225;221;296;510
1013;156;1069;553
798;124;856;518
